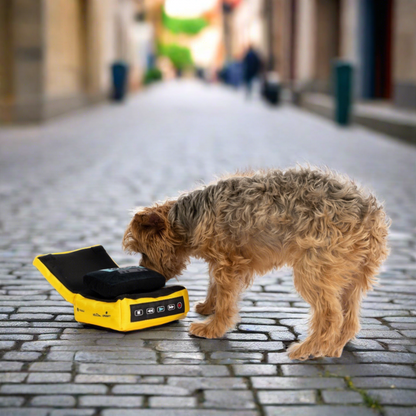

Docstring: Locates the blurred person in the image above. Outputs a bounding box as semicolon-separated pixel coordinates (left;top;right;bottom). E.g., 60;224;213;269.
242;45;263;98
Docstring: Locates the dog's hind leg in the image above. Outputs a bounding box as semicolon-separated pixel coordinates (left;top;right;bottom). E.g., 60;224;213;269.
288;257;345;360
335;281;365;354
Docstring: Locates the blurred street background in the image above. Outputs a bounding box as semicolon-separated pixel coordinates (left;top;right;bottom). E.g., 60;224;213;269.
0;0;415;141
0;1;416;415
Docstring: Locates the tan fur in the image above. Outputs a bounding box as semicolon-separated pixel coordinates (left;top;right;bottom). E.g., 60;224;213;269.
122;167;390;360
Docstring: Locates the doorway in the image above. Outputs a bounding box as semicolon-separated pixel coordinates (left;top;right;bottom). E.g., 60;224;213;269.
360;0;393;99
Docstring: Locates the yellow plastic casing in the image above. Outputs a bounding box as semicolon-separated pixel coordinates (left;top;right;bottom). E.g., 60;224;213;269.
33;247;189;332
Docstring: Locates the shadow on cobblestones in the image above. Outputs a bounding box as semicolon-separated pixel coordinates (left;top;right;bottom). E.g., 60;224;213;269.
0;81;415;415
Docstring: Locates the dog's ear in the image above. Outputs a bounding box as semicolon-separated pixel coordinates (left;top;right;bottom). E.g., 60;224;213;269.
134;211;165;231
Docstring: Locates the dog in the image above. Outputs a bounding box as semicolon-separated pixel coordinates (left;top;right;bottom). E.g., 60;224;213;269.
122;167;390;360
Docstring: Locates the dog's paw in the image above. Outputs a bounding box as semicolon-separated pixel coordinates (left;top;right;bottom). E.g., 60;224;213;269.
287;342;315;361
194;300;214;316
288;341;344;360
189;319;225;339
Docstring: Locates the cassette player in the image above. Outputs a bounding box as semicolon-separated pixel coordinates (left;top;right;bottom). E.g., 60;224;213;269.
33;245;189;332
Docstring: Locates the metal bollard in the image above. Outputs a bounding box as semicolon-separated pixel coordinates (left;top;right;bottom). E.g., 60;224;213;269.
111;61;129;102
333;61;353;126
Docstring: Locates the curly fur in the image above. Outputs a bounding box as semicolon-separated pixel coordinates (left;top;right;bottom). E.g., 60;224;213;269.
122;166;390;360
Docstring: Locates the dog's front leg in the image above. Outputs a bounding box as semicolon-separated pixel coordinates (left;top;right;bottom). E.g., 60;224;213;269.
194;272;217;316
190;263;242;339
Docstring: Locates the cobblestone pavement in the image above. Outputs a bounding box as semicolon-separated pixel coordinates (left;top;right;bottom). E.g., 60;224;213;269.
0;80;415;416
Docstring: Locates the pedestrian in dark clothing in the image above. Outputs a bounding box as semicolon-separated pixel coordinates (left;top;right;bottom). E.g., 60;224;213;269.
242;46;262;98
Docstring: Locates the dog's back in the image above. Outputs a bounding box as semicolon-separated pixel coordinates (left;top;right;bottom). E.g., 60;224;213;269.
171;167;389;271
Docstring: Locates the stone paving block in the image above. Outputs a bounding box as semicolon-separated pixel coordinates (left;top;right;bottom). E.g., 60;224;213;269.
210;351;263;363
79;395;144;407
0;396;25;407
160;352;205;362
0;307;14;313
267;352;293;364
112;384;190;396
258;389;316;404
357;330;404;339
0;341;15;350
29;362;72;372
240;318;276;325
264;406;379;416
251;377;345;389
153;341;202;352
0;334;33;341
49;411;95;416
345;339;385;351
384;407;416;416
132;331;193;340
101;410;259;416
0;384;108;395
353;352;416;363
17;307;73;314
321;390;363;404
232;364;277;376
140;376;165;384
46;352;75;361
0;321;29;328
74;350;157;364
322;364;416;377
0;361;24;371
238;324;293;332
199;340;285;352
27;372;72;383
21;341;96;351
224;333;269;341
79;363;229;376
203;390;256;409
400;330;416;337
75;374;138;384
0;410;49;416
168;377;247;391
269;332;297;341
280;364;327;376
2;352;42;361
0;372;27;383
367;389;416;405
352;377;416;389
30;395;76;407
38;334;58;340
9;314;54;321
149;396;197;408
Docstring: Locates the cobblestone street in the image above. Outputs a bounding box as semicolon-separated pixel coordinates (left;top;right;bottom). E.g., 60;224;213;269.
0;80;415;416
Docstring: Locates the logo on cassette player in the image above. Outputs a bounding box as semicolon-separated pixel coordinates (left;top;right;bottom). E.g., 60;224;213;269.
130;296;185;322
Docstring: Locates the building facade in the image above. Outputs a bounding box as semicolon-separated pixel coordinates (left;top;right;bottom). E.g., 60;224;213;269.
0;0;140;123
263;0;416;109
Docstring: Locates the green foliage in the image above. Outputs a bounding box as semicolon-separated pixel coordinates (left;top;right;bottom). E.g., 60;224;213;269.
158;43;193;70
143;67;162;85
162;8;208;35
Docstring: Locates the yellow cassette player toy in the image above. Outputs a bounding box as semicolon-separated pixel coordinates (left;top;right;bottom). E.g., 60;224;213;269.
33;245;189;331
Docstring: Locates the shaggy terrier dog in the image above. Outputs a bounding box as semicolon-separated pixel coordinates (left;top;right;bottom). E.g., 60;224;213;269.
122;167;390;360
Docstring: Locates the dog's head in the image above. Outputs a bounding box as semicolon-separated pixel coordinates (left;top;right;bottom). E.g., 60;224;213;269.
122;203;190;281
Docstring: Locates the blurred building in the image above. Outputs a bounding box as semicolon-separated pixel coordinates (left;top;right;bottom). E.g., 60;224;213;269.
225;0;267;60
0;0;141;123
263;0;416;111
